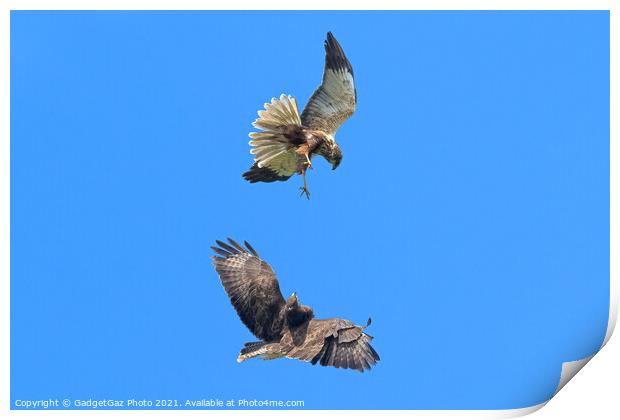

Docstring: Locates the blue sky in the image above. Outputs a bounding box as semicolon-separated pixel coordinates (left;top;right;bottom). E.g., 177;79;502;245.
11;11;609;409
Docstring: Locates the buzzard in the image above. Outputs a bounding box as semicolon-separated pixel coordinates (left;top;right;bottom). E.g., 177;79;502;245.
211;238;379;372
242;32;356;199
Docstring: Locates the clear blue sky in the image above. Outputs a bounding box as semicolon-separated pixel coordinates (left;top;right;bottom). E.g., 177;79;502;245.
11;11;609;409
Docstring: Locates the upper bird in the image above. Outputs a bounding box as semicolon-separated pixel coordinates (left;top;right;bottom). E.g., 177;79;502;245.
242;32;356;199
211;238;379;372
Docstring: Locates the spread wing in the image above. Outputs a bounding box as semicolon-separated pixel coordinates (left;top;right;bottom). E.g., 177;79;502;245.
281;318;380;372
211;238;286;341
301;32;356;136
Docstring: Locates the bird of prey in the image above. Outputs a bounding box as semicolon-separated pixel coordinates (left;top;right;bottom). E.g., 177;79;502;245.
211;238;379;372
242;32;356;199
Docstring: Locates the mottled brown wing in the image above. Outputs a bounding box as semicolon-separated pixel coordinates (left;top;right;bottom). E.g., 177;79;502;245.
313;318;380;372
301;32;356;136
211;238;286;341
283;318;380;372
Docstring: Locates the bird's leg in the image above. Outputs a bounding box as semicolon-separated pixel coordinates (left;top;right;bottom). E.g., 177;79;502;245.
299;167;311;200
296;144;312;169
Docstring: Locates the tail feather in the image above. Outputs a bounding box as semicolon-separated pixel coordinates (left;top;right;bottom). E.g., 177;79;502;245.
237;341;267;363
252;94;301;131
239;341;264;355
248;94;302;171
237;341;284;363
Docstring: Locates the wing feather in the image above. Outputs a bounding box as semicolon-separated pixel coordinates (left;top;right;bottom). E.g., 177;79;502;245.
301;32;356;135
242;162;293;183
211;238;286;341
284;318;379;372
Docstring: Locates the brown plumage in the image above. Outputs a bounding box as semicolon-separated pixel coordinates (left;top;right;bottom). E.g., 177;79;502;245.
211;238;379;372
242;32;356;199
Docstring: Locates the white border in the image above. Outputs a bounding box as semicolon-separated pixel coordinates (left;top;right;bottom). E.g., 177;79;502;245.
2;1;616;418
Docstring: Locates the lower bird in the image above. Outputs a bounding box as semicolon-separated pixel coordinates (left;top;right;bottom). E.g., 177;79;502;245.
211;238;379;372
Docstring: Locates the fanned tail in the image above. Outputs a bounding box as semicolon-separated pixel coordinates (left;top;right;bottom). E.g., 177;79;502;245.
252;94;302;131
248;94;302;169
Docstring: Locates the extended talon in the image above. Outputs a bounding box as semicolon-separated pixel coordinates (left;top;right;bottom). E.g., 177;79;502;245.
300;166;310;200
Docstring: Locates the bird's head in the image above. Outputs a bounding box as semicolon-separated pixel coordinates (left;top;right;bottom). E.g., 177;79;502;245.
286;292;299;309
328;143;343;170
285;292;314;326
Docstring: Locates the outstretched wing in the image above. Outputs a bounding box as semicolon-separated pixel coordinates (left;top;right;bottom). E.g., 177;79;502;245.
211;238;286;341
301;32;356;136
282;318;380;372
